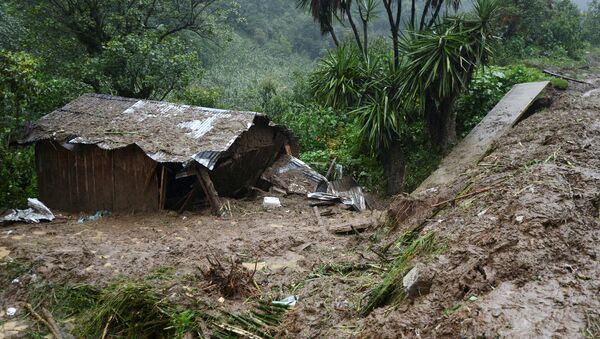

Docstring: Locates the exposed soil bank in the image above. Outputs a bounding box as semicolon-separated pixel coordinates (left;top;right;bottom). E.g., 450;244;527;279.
358;86;600;338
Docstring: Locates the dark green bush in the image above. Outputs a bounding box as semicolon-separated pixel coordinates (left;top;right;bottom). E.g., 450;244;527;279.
455;64;559;138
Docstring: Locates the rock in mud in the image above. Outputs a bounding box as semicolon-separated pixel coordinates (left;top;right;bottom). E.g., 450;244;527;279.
403;263;434;298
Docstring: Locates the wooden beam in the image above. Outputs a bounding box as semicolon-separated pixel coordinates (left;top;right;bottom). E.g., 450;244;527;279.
159;166;167;210
284;143;293;156
195;166;223;216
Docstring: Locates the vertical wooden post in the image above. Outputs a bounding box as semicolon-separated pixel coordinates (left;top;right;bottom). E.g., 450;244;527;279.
284;143;293;156
195;166;223;216
159;166;167;210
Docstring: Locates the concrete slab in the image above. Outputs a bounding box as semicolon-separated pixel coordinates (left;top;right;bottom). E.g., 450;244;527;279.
414;81;550;195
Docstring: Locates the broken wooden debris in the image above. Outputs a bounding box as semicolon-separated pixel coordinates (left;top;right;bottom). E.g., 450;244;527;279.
329;219;373;234
195;167;224;216
325;157;337;180
25;304;64;339
542;69;594;85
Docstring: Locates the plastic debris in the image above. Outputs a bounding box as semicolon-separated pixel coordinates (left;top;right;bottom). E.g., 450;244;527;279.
263;197;282;209
78;211;110;223
6;307;17;317
273;295;298;307
2;198;55;224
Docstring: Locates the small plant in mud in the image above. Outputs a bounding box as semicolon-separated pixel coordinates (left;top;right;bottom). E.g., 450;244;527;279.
199;256;257;298
360;233;446;315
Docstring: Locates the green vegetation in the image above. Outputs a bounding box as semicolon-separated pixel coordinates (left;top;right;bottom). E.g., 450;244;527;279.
360;232;446;315
13;275;290;338
2;0;599;207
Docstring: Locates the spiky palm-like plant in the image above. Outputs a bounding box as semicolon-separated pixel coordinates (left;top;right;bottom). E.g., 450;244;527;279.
400;0;500;151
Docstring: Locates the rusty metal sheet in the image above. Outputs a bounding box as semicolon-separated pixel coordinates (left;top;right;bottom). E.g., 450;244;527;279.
19;94;289;170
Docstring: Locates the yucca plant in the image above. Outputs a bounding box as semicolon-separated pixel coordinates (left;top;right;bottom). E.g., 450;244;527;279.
310;43;365;110
400;0;501;151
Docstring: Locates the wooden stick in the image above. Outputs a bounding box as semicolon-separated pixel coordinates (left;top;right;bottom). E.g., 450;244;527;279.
431;181;506;208
195;166;223;216
284;143;293;156
25;304;63;339
178;185;199;214
101;315;113;339
325;157;338;181
159;166;167;210
42;308;63;339
542;69;593;85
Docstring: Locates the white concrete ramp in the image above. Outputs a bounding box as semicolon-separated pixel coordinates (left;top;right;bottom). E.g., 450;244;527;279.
414;81;550;195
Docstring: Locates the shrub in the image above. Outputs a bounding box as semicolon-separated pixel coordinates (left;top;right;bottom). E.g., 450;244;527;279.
455;64;561;138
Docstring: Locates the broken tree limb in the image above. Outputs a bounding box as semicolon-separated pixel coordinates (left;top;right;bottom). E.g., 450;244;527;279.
25;303;63;339
42;308;63;339
431;179;507;208
195;167;224;216
325;157;337;180
542;69;593;85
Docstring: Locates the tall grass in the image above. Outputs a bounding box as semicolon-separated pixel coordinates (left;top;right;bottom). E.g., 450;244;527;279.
360;232;445;315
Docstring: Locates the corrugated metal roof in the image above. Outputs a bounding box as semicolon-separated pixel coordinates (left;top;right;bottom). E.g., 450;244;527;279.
20;94;279;170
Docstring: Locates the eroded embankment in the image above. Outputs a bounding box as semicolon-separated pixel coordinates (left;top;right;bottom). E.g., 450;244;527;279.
360;90;600;337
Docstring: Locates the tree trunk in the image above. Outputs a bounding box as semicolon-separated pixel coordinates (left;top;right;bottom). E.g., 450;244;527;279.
425;96;457;152
379;139;406;196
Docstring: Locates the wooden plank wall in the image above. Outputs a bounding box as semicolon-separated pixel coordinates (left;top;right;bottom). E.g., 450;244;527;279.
36;140;159;213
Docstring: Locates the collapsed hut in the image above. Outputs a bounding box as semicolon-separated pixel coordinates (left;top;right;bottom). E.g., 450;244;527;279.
19;94;298;214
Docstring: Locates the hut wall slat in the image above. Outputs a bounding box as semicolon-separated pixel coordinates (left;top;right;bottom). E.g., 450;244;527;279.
36;140;158;213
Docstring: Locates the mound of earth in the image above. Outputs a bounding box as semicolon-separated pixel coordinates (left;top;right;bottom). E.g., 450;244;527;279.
359;89;600;337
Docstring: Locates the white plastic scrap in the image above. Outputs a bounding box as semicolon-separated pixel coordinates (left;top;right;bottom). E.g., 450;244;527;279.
273;295;298;307
2;198;54;224
6;307;17;317
263;197;282;209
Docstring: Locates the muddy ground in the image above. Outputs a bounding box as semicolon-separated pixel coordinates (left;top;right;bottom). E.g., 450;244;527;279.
2;76;600;338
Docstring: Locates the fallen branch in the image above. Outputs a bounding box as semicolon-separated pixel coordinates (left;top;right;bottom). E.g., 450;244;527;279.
25;304;64;339
431;180;507;208
543;69;593;85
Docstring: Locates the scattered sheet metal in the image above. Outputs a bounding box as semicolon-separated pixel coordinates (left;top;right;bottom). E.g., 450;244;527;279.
328;177;367;211
2;198;55;224
307;192;342;202
306;177;367;211
262;155;328;194
264;155;368;212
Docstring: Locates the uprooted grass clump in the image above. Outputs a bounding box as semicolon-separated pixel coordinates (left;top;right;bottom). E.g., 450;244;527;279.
78;282;176;338
27;282;100;319
22;277;290;338
360;232;446;315
200;256;257;298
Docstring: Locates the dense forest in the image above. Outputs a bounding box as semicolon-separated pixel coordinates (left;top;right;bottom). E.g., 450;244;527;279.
2;0;600;208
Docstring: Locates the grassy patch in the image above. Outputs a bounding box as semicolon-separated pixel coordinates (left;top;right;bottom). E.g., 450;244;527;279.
582;312;600;339
0;259;34;287
21;277;291;338
360;233;446;316
78;282;176;338
27;282;100;319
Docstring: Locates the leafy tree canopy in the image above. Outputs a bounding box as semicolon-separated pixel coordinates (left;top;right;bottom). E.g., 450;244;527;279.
6;0;240;99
